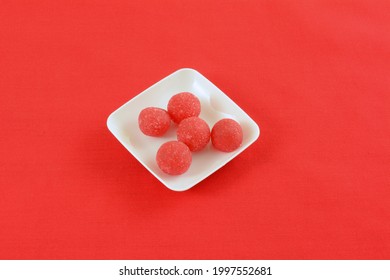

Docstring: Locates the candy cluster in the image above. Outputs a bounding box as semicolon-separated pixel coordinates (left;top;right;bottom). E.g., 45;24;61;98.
138;92;243;175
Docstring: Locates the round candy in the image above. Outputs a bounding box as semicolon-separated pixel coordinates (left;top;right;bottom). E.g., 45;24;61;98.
156;141;192;175
138;107;171;136
167;92;201;124
177;117;210;152
211;119;243;152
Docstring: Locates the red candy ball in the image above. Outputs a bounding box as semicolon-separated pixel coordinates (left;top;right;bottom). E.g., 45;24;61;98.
138;107;171;136
156;141;192;175
177;117;210;152
211;119;243;152
167;92;201;124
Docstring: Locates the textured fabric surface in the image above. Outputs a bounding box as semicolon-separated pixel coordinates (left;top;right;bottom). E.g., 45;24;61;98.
0;0;389;259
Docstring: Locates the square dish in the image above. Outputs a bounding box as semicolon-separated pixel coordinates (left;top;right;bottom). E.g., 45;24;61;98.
107;68;260;191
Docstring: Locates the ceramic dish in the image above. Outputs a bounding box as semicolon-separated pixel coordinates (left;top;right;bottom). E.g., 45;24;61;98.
107;68;260;191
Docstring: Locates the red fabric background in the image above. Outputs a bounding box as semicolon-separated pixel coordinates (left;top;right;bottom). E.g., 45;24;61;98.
1;0;389;259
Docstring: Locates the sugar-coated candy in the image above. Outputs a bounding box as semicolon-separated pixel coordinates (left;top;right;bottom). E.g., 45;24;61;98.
167;92;201;124
211;119;243;152
138;107;171;136
156;141;192;175
177;117;210;152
